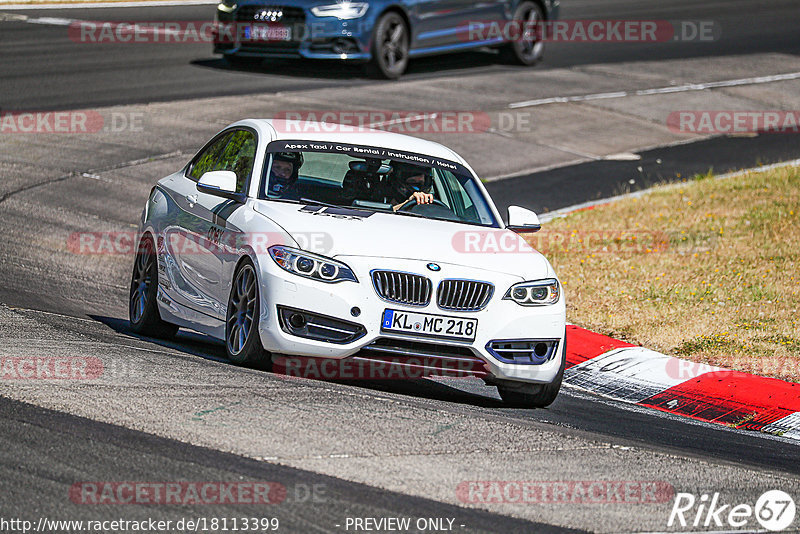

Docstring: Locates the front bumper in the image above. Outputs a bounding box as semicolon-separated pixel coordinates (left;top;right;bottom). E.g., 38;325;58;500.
213;9;373;60
215;43;371;61
256;255;566;385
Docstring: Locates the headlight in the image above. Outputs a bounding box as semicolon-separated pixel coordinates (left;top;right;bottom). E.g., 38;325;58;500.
268;246;357;283
310;2;369;19
217;1;236;12
503;279;560;306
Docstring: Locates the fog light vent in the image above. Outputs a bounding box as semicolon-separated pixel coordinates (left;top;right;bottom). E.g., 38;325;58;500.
278;306;366;344
486;339;559;364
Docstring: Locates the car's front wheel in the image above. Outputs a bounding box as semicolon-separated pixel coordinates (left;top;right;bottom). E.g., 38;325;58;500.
366;12;409;79
497;334;566;408
225;259;270;368
129;235;179;339
498;1;545;66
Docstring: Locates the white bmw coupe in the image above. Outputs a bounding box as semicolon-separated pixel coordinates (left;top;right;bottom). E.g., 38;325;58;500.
130;119;566;407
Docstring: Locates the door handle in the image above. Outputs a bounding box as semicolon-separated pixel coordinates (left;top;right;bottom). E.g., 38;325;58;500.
186;194;198;205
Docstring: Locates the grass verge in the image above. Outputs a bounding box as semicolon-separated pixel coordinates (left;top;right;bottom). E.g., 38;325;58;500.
527;164;800;382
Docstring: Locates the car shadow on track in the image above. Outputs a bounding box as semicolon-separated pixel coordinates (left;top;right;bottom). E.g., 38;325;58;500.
190;50;507;81
334;377;505;408
91;315;230;363
92;315;504;408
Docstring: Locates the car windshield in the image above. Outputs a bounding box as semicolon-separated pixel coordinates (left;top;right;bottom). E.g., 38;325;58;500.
259;141;500;227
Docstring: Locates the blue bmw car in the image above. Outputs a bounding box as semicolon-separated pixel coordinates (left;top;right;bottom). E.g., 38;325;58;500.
213;0;559;78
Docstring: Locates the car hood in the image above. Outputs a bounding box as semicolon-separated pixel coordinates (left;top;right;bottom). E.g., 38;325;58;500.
252;201;551;279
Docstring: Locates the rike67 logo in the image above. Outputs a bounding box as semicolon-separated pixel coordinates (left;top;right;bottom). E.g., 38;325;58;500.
668;490;796;531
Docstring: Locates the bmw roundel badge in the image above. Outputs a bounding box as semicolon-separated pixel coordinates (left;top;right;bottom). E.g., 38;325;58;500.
427;263;441;272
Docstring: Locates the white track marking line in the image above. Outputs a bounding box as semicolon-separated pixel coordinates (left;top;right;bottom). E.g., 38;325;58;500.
7;13;208;39
509;72;800;109
0;0;216;9
23;15;71;23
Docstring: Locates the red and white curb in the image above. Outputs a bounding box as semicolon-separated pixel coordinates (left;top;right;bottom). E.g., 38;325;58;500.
564;325;800;440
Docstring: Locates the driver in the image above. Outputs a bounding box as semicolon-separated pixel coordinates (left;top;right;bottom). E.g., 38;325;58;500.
389;162;434;211
267;151;304;199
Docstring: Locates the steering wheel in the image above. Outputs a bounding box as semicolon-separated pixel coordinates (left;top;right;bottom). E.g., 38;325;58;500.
399;198;450;211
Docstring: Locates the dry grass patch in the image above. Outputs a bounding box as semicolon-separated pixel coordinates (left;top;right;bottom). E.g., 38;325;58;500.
529;164;800;382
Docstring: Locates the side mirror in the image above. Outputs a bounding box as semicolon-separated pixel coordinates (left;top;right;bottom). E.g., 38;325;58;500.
196;170;244;202
507;206;541;233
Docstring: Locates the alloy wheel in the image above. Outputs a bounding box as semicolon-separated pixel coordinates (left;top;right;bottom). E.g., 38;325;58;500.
227;264;257;355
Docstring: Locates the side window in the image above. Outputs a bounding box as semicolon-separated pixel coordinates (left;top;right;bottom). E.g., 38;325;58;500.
188;132;233;182
441;171;486;224
216;130;257;193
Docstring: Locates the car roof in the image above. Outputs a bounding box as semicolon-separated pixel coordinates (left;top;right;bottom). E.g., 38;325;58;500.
230;118;472;169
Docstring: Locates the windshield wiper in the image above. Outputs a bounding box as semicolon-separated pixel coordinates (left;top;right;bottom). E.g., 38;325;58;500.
299;198;344;209
391;209;427;219
300;198;391;214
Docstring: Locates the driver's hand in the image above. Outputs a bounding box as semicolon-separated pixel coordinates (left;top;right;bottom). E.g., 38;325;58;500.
411;192;434;204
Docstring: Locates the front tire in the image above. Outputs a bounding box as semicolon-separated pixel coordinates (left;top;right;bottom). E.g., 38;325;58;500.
365;12;409;79
129;235;179;339
498;1;545;66
498;334;566;408
225;259;270;368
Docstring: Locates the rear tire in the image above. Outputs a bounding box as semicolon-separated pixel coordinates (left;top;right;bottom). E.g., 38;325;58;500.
225;259;271;369
129;235;179;339
498;1;545;66
498;333;566;408
365;12;409;79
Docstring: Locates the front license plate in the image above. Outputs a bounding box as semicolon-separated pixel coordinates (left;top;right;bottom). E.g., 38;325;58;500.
246;24;292;42
381;309;477;342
